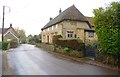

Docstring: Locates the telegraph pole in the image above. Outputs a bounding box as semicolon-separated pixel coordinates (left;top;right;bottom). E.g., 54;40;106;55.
2;6;5;42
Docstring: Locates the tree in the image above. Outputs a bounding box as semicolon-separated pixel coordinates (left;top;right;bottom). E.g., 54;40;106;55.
93;2;120;65
15;27;26;43
27;34;41;44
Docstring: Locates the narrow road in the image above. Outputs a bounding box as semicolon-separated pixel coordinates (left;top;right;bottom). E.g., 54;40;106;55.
3;44;118;75
0;50;2;76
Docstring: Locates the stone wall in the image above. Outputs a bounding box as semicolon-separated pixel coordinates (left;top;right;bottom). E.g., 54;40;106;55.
36;43;84;58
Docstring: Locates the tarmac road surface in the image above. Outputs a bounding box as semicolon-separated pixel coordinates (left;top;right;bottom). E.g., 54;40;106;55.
2;44;118;75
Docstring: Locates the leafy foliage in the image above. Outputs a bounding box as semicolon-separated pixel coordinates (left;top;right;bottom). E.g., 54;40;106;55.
2;42;9;50
64;47;71;52
59;38;83;43
93;2;120;57
28;34;41;44
15;27;26;43
54;35;63;38
10;38;18;42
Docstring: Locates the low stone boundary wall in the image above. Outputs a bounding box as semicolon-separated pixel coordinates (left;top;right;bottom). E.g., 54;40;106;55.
36;43;83;58
36;43;54;51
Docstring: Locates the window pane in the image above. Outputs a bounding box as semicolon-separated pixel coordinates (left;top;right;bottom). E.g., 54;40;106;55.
67;31;73;38
88;32;94;37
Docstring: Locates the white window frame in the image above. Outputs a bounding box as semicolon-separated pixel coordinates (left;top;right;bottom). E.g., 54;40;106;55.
56;24;58;28
67;31;73;38
47;28;49;31
52;26;54;30
88;32;94;38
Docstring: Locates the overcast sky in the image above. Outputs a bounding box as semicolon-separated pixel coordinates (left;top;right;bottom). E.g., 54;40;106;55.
0;0;119;36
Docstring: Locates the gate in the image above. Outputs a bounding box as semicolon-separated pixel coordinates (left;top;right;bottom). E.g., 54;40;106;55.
85;45;96;58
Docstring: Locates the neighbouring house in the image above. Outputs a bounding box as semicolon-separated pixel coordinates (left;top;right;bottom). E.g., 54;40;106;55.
41;5;97;44
0;24;19;43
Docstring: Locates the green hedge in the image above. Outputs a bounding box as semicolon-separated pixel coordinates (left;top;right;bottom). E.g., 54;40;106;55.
58;38;83;43
2;42;9;50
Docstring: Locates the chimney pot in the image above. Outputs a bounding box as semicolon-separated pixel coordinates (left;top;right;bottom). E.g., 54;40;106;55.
50;17;53;21
10;24;12;27
59;8;62;14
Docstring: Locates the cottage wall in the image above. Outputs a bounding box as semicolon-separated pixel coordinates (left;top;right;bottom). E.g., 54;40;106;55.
85;31;98;44
41;23;63;43
41;20;92;43
3;28;19;43
62;20;90;42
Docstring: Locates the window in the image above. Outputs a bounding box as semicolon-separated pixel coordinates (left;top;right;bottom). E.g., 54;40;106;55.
7;39;11;41
88;32;94;38
67;31;73;38
52;26;54;30
56;24;58;28
47;28;49;31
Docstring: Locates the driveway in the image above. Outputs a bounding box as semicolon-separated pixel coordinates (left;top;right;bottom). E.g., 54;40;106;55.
2;44;118;75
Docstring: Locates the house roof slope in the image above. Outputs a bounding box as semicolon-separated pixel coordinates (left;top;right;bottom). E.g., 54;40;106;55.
41;5;89;30
0;26;19;38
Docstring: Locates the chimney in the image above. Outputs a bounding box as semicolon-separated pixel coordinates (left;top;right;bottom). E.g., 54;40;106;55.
50;17;53;21
10;23;12;27
59;8;62;14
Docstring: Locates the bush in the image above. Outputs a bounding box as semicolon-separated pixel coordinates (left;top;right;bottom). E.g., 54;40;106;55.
53;44;59;49
64;47;71;52
9;39;18;48
2;42;9;50
36;43;41;48
59;38;83;43
69;51;82;58
93;2;120;60
56;35;63;38
10;38;17;42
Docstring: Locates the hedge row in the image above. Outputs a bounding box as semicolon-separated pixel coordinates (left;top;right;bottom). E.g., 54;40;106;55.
2;42;9;50
52;35;85;51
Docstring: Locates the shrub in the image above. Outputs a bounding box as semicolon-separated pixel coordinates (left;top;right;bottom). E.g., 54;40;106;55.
9;39;18;48
93;2;120;65
2;42;9;50
59;38;83;42
69;51;82;58
64;47;71;52
36;43;41;48
56;35;63;38
10;38;17;42
53;44;59;48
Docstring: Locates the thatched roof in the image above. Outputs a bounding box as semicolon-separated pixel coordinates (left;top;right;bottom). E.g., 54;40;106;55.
41;5;90;30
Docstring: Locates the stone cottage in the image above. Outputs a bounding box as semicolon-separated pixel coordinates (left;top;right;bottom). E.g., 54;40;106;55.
0;24;19;43
41;5;97;44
